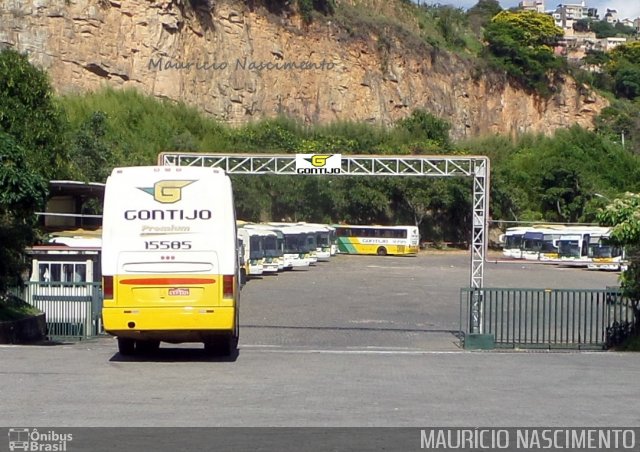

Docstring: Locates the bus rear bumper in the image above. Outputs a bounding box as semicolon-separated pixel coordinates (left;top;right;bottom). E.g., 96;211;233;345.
102;306;235;342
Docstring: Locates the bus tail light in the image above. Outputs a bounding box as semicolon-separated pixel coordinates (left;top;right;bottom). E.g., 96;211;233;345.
103;276;114;300
223;275;234;298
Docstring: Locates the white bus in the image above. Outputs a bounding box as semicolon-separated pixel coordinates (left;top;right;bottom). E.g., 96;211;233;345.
237;227;265;277
557;226;614;266
243;224;285;271
300;223;332;261
277;225;312;269
101;166;240;356
499;227;535;259
587;234;625;271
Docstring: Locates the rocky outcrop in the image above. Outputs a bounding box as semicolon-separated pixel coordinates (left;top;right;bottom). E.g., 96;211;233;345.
0;0;607;139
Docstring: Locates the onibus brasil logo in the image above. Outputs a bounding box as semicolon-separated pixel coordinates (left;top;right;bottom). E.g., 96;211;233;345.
138;180;195;204
8;428;72;451
295;154;342;174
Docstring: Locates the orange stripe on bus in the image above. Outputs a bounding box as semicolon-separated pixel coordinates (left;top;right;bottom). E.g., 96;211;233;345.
119;278;216;285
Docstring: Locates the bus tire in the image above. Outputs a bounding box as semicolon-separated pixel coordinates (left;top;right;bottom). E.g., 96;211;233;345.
117;337;136;356
204;332;237;357
136;340;160;354
376;246;387;256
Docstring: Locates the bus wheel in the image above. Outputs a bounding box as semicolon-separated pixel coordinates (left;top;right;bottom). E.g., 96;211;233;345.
376;246;387;256
136;340;160;354
204;334;236;357
117;338;136;356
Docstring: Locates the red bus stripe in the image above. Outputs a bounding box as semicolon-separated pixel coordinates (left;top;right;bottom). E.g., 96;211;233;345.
119;278;216;285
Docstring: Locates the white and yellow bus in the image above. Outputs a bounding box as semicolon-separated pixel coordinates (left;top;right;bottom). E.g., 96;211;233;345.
275;225;312;269
237;226;265;277
300;223;333;261
333;225;420;256
101;166;240;356
243;224;284;272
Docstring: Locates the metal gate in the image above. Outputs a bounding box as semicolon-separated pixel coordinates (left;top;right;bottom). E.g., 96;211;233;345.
18;282;103;341
460;287;637;349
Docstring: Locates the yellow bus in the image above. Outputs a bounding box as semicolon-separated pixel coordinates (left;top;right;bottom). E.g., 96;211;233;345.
101;166;240;356
333;225;420;256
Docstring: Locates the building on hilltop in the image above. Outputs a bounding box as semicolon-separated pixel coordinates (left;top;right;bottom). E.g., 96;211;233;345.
586;7;598;19
553;2;588;31
518;0;545;13
619;18;635;29
603;8;618;23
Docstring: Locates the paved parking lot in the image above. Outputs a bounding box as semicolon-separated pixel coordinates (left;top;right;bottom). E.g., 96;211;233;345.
1;252;636;428
239;252;619;351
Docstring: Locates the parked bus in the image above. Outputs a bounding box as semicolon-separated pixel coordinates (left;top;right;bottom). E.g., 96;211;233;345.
499;227;535;259
300;223;332;261
587;234;625;271
519;227;566;261
276;225;312;269
244;224;285;271
557;226;614;266
237;227;265;277
101;166;240;356
328;225;337;256
237;234;248;285
333;225;420;256
501;225;622;269
298;225;319;264
245;227;279;273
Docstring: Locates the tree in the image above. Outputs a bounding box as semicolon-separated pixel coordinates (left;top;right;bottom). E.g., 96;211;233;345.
396;110;451;149
0;132;48;291
483;11;564;95
597;193;640;329
467;0;502;35
431;5;468;48
0;49;69;179
490;11;563;48
606;42;640;100
69;111;114;182
595;100;640;154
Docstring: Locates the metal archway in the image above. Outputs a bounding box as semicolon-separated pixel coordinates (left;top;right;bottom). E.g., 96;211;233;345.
158;152;490;333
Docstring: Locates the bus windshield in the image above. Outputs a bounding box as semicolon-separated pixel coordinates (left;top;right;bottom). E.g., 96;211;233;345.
250;236;264;259
284;234;307;253
263;235;279;257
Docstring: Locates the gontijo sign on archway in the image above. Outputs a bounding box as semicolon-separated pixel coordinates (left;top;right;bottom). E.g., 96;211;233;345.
158;152;490;333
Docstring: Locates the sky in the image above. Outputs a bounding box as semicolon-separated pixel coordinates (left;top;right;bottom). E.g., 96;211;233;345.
415;0;640;20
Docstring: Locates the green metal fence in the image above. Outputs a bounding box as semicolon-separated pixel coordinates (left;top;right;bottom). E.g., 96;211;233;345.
460;287;637;349
10;282;103;341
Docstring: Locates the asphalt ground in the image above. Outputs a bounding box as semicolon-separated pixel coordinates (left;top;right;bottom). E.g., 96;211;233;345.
238;251;620;351
0;252;637;429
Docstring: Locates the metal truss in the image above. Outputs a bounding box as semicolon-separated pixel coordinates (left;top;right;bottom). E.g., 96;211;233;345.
159;152;490;333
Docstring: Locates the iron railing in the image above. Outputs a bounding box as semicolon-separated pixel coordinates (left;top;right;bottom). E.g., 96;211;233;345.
460;287;637;349
9;282;103;341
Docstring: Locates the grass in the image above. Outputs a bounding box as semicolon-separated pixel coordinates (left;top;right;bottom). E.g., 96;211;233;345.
0;294;41;322
332;0;481;58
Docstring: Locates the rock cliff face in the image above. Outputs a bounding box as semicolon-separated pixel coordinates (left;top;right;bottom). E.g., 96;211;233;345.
0;0;607;139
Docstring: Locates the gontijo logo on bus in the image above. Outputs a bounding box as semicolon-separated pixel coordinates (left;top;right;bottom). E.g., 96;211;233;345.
295;154;342;174
138;180;195;204
124;179;212;221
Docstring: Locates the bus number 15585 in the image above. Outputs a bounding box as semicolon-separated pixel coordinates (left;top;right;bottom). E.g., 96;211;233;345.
144;240;192;250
